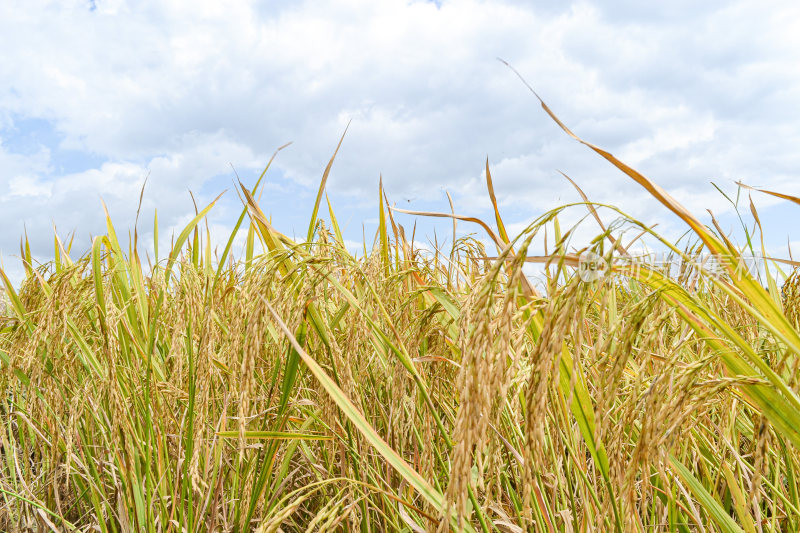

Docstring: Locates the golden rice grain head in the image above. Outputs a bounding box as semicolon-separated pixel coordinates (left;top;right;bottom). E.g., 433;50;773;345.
783;268;800;327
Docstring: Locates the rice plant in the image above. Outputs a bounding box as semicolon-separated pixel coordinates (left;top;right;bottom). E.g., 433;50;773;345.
1;98;799;532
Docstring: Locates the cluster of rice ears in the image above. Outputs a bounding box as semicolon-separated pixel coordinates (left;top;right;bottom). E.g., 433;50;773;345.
2;100;800;533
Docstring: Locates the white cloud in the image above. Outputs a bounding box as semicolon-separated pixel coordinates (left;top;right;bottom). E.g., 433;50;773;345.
8;175;53;198
1;0;799;286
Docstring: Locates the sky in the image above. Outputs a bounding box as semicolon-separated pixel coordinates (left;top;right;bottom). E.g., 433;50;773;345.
1;0;799;287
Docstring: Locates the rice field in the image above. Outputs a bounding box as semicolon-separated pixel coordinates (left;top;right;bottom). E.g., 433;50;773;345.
1;99;800;532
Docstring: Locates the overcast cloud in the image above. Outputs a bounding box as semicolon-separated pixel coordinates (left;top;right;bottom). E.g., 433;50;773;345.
1;0;799;285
